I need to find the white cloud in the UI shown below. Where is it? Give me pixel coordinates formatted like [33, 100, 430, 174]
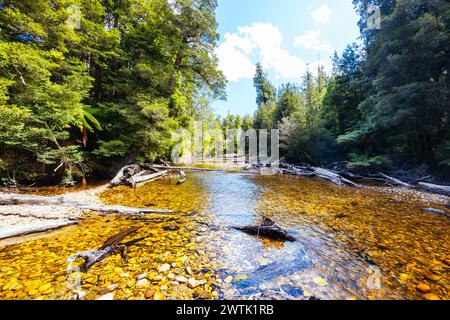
[310, 5, 332, 24]
[216, 23, 307, 81]
[215, 33, 255, 82]
[293, 30, 333, 53]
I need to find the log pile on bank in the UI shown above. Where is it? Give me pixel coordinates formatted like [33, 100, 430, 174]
[279, 163, 361, 188]
[108, 163, 195, 188]
[279, 163, 450, 197]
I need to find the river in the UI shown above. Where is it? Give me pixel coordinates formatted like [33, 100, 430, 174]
[0, 172, 448, 300]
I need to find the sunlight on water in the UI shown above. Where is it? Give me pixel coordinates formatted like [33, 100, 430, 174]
[0, 172, 448, 300]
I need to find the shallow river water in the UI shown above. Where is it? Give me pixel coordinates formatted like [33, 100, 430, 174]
[0, 172, 449, 300]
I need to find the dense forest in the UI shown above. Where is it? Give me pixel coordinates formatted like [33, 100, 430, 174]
[0, 0, 449, 186]
[252, 0, 449, 177]
[0, 0, 226, 185]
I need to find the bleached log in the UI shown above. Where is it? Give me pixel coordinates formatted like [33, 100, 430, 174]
[177, 171, 187, 185]
[0, 192, 175, 216]
[378, 173, 412, 188]
[132, 170, 169, 187]
[312, 167, 361, 188]
[418, 182, 450, 196]
[77, 204, 175, 215]
[109, 165, 141, 188]
[0, 192, 64, 206]
[151, 165, 220, 172]
[0, 220, 78, 240]
[422, 208, 449, 216]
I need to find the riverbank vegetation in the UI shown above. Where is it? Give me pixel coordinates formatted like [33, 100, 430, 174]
[0, 0, 226, 185]
[0, 0, 449, 186]
[252, 0, 449, 178]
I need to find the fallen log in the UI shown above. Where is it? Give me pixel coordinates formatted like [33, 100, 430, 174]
[76, 204, 175, 215]
[151, 165, 220, 172]
[109, 165, 142, 188]
[312, 167, 361, 188]
[0, 192, 175, 216]
[379, 173, 411, 188]
[0, 220, 78, 240]
[417, 182, 450, 196]
[67, 227, 144, 272]
[133, 170, 169, 188]
[177, 171, 187, 185]
[233, 217, 296, 242]
[422, 208, 449, 217]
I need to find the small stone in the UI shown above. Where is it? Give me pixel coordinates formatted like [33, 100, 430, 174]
[168, 273, 175, 280]
[97, 293, 114, 300]
[193, 288, 211, 300]
[145, 290, 156, 299]
[153, 292, 166, 300]
[423, 293, 440, 300]
[136, 279, 149, 288]
[224, 276, 233, 284]
[98, 284, 119, 295]
[137, 273, 147, 280]
[416, 283, 431, 293]
[175, 276, 188, 283]
[38, 283, 52, 293]
[399, 274, 410, 281]
[187, 278, 200, 288]
[160, 285, 168, 290]
[186, 266, 193, 275]
[158, 264, 171, 273]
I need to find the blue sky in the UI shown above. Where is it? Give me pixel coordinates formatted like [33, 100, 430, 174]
[211, 0, 361, 117]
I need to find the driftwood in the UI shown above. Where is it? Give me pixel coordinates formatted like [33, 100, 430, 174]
[109, 164, 169, 189]
[151, 165, 220, 172]
[109, 165, 142, 188]
[312, 167, 361, 187]
[0, 192, 175, 216]
[378, 173, 412, 188]
[108, 163, 204, 188]
[233, 217, 295, 242]
[67, 227, 144, 272]
[0, 220, 78, 240]
[280, 164, 360, 188]
[177, 171, 187, 185]
[417, 183, 450, 197]
[422, 208, 449, 217]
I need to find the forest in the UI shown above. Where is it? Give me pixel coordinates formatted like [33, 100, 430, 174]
[0, 0, 449, 186]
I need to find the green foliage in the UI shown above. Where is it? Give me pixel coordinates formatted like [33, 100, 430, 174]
[347, 0, 450, 168]
[346, 153, 392, 170]
[0, 0, 226, 184]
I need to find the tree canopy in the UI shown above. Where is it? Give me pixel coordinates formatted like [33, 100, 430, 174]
[0, 0, 226, 184]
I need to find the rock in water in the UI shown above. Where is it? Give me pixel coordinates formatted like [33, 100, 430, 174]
[233, 222, 295, 242]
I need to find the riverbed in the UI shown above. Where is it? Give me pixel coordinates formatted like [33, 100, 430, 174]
[0, 172, 448, 300]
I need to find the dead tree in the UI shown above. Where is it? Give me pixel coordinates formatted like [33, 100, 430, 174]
[67, 227, 144, 272]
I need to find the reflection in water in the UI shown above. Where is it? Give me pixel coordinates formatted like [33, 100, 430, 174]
[0, 172, 448, 300]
